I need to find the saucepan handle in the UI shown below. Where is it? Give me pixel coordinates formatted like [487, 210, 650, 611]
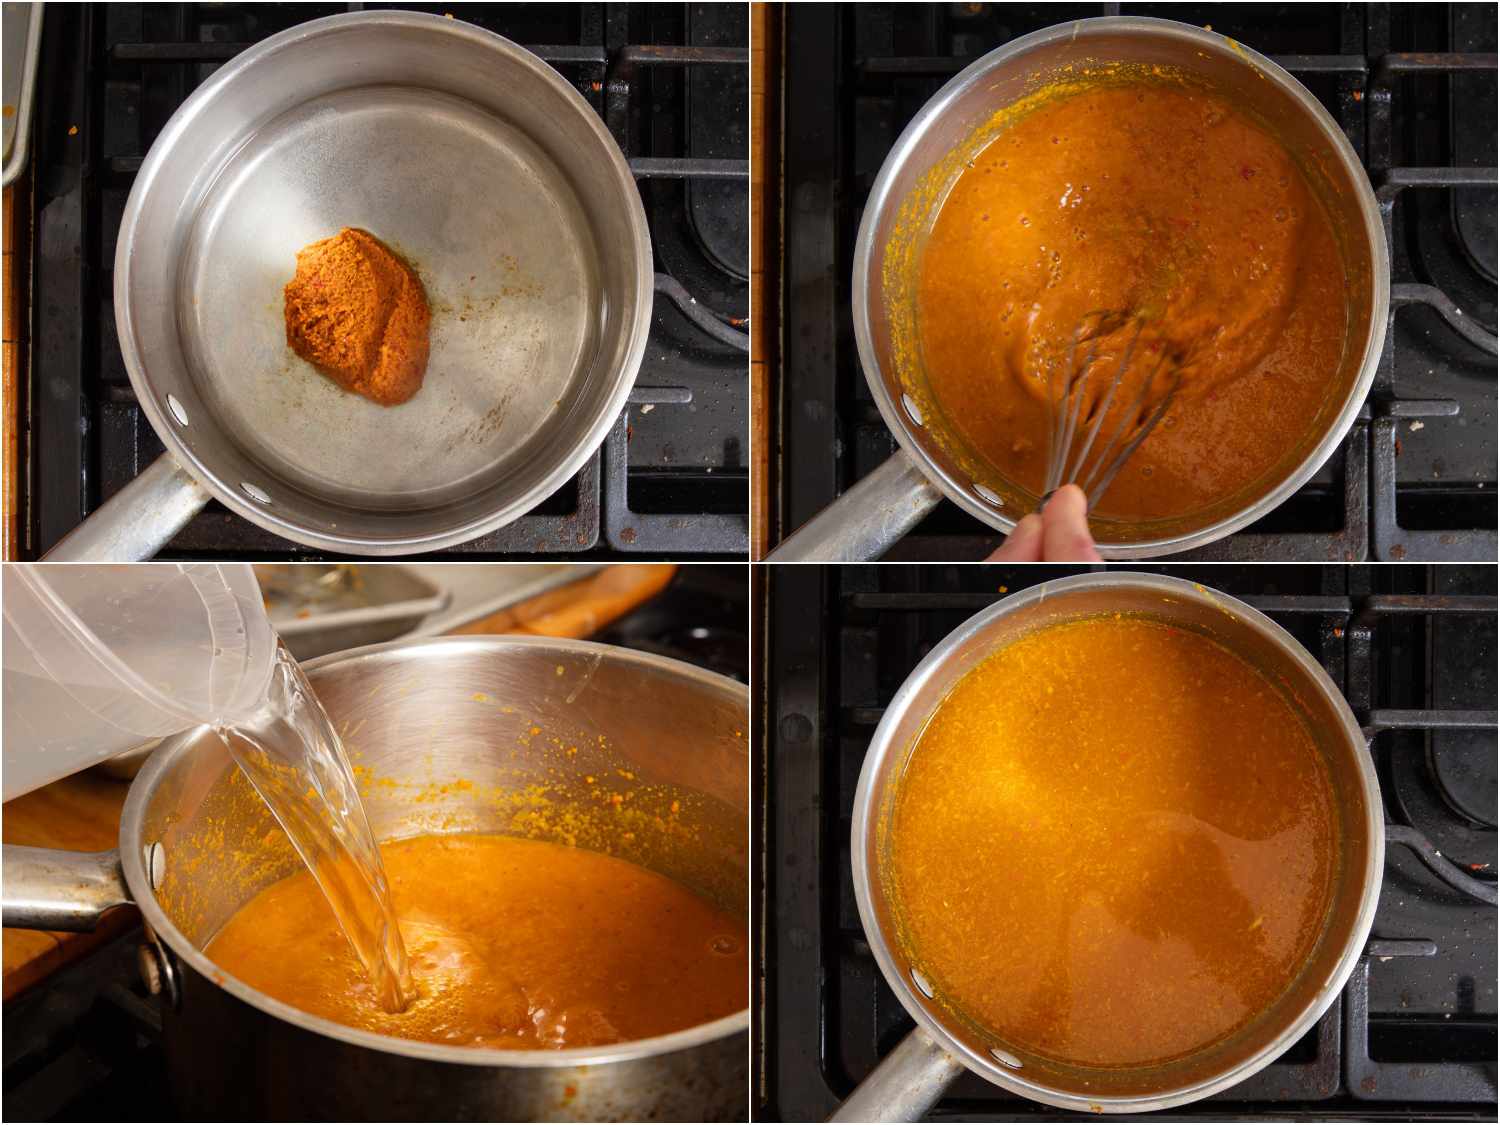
[42, 453, 212, 561]
[828, 1027, 967, 1122]
[1, 845, 133, 931]
[766, 450, 944, 562]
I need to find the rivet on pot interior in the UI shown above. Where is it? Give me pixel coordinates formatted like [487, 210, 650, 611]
[145, 841, 166, 890]
[973, 483, 1004, 507]
[990, 1046, 1024, 1069]
[910, 967, 935, 998]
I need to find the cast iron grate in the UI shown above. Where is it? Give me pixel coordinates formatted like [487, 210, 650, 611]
[20, 1, 748, 559]
[762, 563, 1497, 1120]
[776, 2, 1497, 561]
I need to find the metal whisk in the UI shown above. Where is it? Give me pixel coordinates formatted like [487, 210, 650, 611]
[1039, 311, 1183, 511]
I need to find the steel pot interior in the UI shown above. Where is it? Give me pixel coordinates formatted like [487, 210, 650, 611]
[118, 12, 653, 554]
[118, 636, 749, 1068]
[855, 17, 1387, 556]
[852, 573, 1383, 1112]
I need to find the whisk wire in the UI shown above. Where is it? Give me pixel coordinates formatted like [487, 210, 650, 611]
[1044, 312, 1108, 496]
[1063, 319, 1143, 489]
[1076, 350, 1181, 496]
[1085, 366, 1182, 501]
[1038, 311, 1181, 513]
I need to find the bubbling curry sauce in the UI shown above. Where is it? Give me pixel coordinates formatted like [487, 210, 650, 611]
[915, 78, 1348, 523]
[206, 833, 747, 1049]
[887, 615, 1338, 1068]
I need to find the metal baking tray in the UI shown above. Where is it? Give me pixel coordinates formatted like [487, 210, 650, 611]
[255, 564, 450, 661]
[256, 563, 599, 659]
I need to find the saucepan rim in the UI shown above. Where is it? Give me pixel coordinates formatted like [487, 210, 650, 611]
[118, 635, 750, 1068]
[849, 571, 1384, 1112]
[851, 14, 1390, 558]
[114, 10, 654, 555]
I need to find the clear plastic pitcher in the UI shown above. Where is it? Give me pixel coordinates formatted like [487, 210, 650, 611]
[2, 564, 277, 800]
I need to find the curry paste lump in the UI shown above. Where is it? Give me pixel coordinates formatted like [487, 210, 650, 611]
[284, 227, 431, 406]
[916, 80, 1347, 523]
[206, 833, 747, 1049]
[887, 615, 1339, 1068]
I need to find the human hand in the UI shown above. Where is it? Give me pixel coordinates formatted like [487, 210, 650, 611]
[985, 484, 1102, 561]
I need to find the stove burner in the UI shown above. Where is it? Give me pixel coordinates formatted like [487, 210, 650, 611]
[687, 7, 750, 281]
[1433, 744, 1499, 828]
[1451, 2, 1498, 285]
[1391, 746, 1499, 884]
[1, 929, 170, 1122]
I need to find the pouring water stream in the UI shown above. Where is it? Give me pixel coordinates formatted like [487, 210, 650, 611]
[215, 643, 413, 1012]
[3, 564, 412, 1010]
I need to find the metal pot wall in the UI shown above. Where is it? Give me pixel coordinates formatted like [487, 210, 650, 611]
[3, 637, 748, 1122]
[836, 574, 1384, 1119]
[770, 17, 1388, 560]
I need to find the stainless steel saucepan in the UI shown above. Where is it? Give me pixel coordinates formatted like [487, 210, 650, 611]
[46, 11, 652, 559]
[2, 637, 748, 1122]
[835, 573, 1384, 1118]
[769, 17, 1388, 560]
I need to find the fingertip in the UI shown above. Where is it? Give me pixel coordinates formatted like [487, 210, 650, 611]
[1042, 484, 1102, 561]
[987, 513, 1043, 560]
[1048, 483, 1089, 519]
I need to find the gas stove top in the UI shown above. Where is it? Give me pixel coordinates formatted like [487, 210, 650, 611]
[16, 2, 748, 560]
[771, 2, 1497, 561]
[760, 563, 1497, 1120]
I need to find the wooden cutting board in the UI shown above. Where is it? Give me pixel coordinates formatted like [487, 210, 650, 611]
[3, 179, 26, 560]
[751, 2, 777, 558]
[1, 562, 676, 999]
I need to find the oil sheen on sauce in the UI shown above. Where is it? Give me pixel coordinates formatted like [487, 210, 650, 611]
[916, 80, 1347, 523]
[206, 833, 748, 1049]
[887, 615, 1338, 1068]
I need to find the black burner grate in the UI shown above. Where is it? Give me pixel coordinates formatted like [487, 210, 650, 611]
[19, 2, 748, 559]
[775, 3, 1498, 561]
[762, 563, 1497, 1120]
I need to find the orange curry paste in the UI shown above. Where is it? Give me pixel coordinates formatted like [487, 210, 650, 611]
[887, 616, 1338, 1067]
[206, 833, 747, 1049]
[916, 80, 1347, 523]
[284, 227, 431, 406]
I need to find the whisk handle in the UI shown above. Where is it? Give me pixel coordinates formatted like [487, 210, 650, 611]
[766, 451, 943, 562]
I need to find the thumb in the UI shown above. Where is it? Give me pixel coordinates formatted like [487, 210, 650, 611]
[1042, 484, 1102, 561]
[986, 513, 1043, 560]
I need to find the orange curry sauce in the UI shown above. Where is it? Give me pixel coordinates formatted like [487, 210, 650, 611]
[206, 833, 747, 1049]
[916, 80, 1347, 523]
[887, 616, 1338, 1068]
